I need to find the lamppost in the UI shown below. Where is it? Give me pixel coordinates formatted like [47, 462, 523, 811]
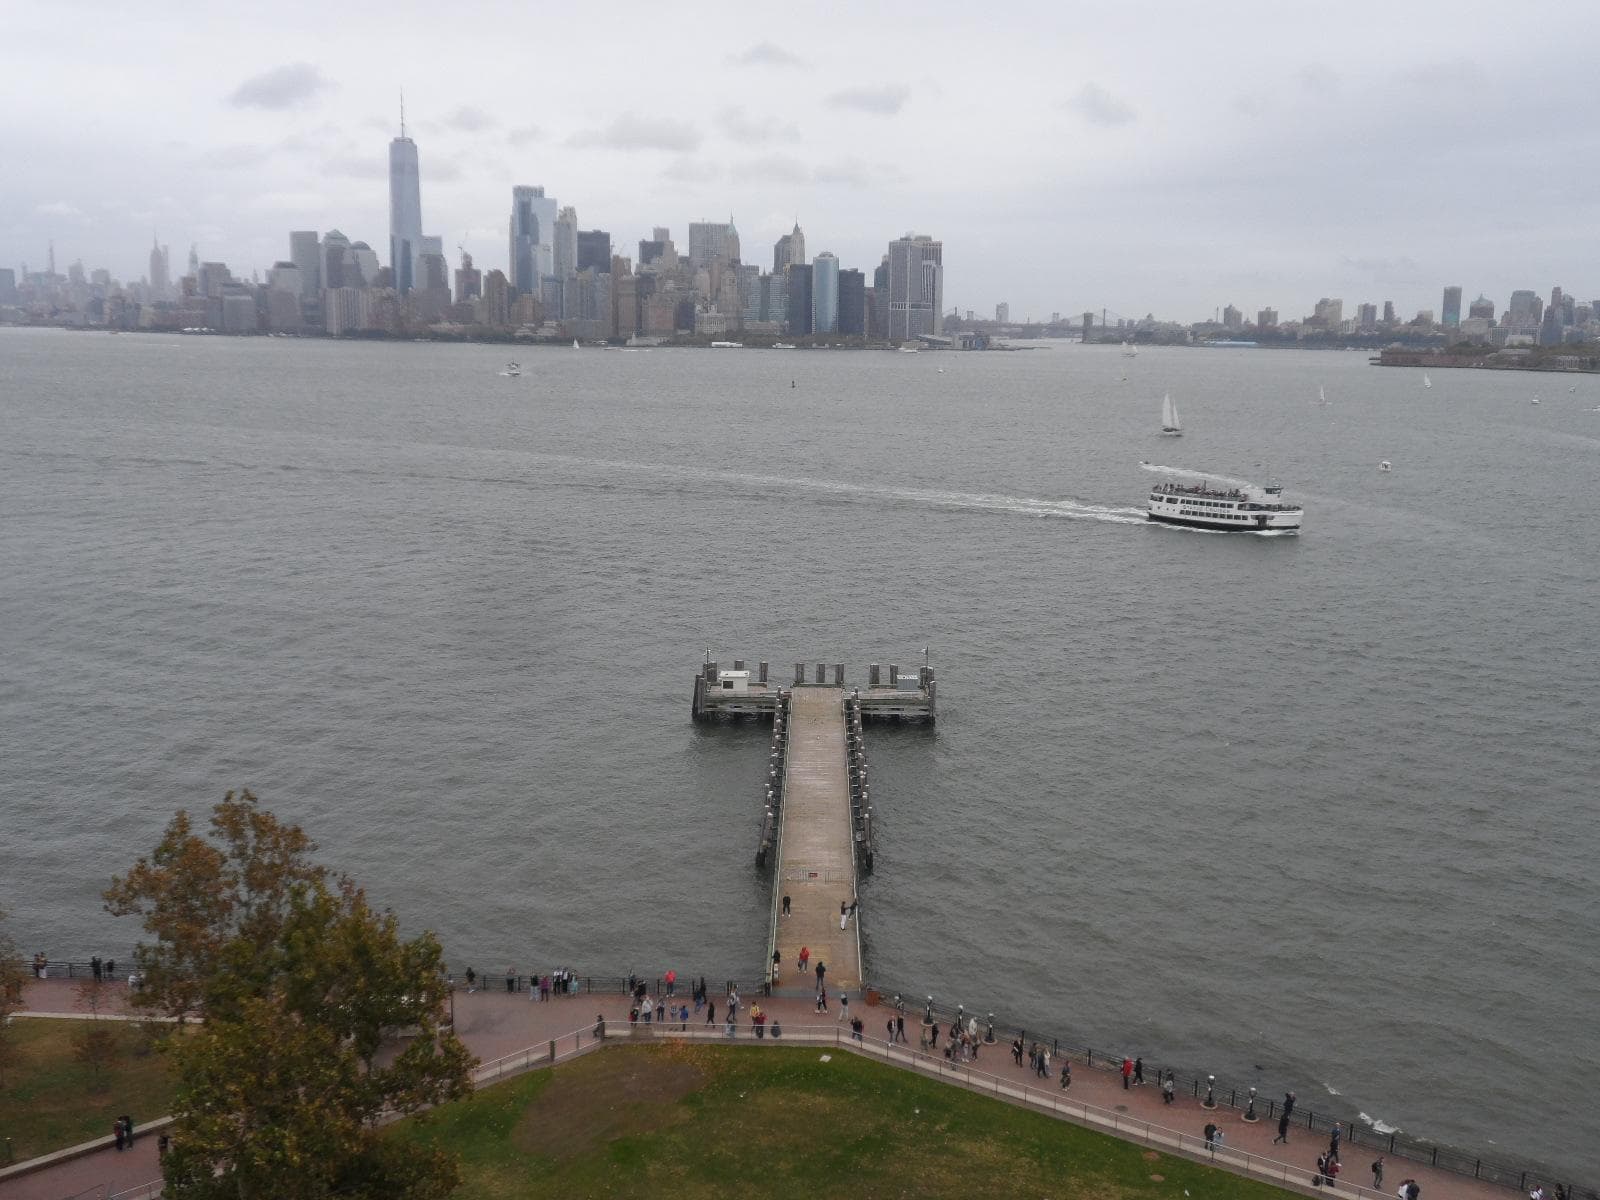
[985, 1013, 996, 1044]
[1245, 1086, 1258, 1121]
[1203, 1075, 1217, 1108]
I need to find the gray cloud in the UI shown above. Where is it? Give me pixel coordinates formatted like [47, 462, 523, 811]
[814, 159, 885, 188]
[227, 63, 333, 110]
[661, 157, 723, 184]
[729, 42, 804, 68]
[201, 144, 276, 169]
[322, 156, 388, 180]
[1298, 62, 1340, 95]
[442, 106, 497, 133]
[826, 84, 910, 115]
[35, 200, 85, 219]
[507, 124, 543, 146]
[569, 114, 702, 152]
[738, 155, 810, 185]
[719, 108, 800, 146]
[1065, 82, 1135, 126]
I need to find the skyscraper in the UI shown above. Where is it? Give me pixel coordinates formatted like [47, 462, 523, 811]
[289, 231, 320, 299]
[1442, 285, 1462, 329]
[773, 222, 805, 272]
[689, 220, 739, 270]
[146, 237, 170, 300]
[887, 233, 943, 341]
[811, 251, 840, 334]
[838, 268, 865, 336]
[510, 186, 557, 294]
[554, 207, 579, 279]
[577, 230, 612, 275]
[388, 129, 425, 293]
[786, 263, 813, 336]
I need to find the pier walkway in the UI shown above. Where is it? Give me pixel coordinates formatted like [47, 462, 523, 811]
[769, 686, 862, 997]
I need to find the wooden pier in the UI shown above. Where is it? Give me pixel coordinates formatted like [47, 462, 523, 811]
[769, 685, 862, 995]
[691, 655, 935, 1000]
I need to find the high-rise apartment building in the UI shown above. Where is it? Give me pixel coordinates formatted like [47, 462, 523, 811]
[1221, 304, 1241, 330]
[996, 302, 1010, 323]
[1257, 307, 1278, 329]
[388, 133, 425, 293]
[811, 252, 840, 334]
[1468, 294, 1494, 320]
[483, 269, 511, 326]
[1442, 286, 1462, 329]
[510, 185, 557, 294]
[289, 231, 320, 299]
[0, 268, 16, 304]
[1382, 300, 1396, 325]
[886, 233, 943, 341]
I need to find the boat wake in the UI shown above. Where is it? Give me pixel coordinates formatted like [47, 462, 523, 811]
[1358, 1111, 1401, 1136]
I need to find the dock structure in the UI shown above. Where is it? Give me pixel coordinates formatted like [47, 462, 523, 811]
[692, 654, 935, 1000]
[768, 685, 863, 996]
[691, 658, 935, 723]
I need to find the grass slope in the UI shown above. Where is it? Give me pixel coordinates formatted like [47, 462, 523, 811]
[400, 1042, 1299, 1200]
[0, 1018, 178, 1162]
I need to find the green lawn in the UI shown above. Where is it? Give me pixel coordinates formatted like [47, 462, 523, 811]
[398, 1041, 1299, 1200]
[0, 1018, 179, 1162]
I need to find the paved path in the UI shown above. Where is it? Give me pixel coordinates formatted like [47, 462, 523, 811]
[5, 981, 1521, 1200]
[770, 685, 861, 996]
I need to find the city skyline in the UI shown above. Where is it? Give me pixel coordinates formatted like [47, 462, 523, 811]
[5, 1, 1599, 320]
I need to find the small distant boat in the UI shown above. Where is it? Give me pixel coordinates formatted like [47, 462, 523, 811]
[1121, 341, 1137, 357]
[1531, 396, 1540, 405]
[898, 344, 919, 353]
[710, 341, 743, 348]
[500, 361, 521, 377]
[937, 367, 946, 374]
[1379, 460, 1392, 472]
[1423, 373, 1432, 389]
[1318, 384, 1326, 404]
[1160, 393, 1182, 436]
[772, 342, 796, 350]
[572, 338, 580, 349]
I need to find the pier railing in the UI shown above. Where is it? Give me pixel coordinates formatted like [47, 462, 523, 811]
[861, 983, 1581, 1199]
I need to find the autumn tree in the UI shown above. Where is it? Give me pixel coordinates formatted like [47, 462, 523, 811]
[105, 792, 475, 1200]
[72, 976, 121, 1088]
[104, 789, 326, 1021]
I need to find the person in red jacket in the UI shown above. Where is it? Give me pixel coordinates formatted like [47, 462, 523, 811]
[1122, 1057, 1134, 1089]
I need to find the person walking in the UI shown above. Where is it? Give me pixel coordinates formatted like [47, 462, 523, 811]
[782, 894, 791, 917]
[505, 966, 515, 993]
[157, 1132, 170, 1160]
[1283, 1091, 1296, 1119]
[886, 1016, 896, 1044]
[798, 945, 810, 977]
[1122, 1057, 1134, 1089]
[840, 901, 848, 930]
[1371, 1155, 1385, 1189]
[1060, 1059, 1072, 1089]
[1012, 1036, 1024, 1066]
[1162, 1071, 1175, 1104]
[837, 990, 849, 1023]
[113, 1118, 126, 1151]
[815, 985, 828, 1014]
[705, 999, 716, 1025]
[1273, 1110, 1290, 1144]
[1134, 1056, 1145, 1085]
[465, 967, 476, 993]
[895, 1013, 906, 1044]
[1329, 1121, 1343, 1163]
[665, 969, 676, 997]
[772, 949, 781, 979]
[121, 1115, 134, 1147]
[814, 960, 826, 989]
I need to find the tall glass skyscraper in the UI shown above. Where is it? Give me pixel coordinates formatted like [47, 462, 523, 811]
[811, 251, 840, 334]
[510, 186, 557, 296]
[887, 233, 943, 341]
[388, 136, 424, 293]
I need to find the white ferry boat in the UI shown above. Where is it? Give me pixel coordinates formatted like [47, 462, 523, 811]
[1147, 475, 1302, 532]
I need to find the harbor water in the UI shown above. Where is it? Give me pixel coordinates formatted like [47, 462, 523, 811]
[1, 328, 1596, 1182]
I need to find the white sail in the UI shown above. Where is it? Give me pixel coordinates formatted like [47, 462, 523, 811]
[1161, 393, 1181, 433]
[1318, 385, 1326, 403]
[1423, 373, 1432, 389]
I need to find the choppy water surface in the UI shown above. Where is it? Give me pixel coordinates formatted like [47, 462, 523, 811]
[2, 329, 1596, 1181]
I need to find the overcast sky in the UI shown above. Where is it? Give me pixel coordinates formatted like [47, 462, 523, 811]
[5, 0, 1598, 321]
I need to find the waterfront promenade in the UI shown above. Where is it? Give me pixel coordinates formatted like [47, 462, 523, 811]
[4, 978, 1527, 1200]
[769, 685, 862, 996]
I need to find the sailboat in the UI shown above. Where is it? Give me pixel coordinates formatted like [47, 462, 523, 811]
[1318, 384, 1326, 404]
[500, 361, 521, 377]
[1423, 373, 1432, 389]
[572, 338, 580, 349]
[1160, 393, 1182, 436]
[1121, 341, 1138, 357]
